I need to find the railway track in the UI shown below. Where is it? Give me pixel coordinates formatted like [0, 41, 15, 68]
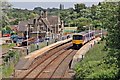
[14, 41, 77, 79]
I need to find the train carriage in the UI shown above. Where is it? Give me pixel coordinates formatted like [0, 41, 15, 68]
[72, 31, 95, 49]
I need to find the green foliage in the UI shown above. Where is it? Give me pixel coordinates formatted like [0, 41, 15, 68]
[8, 43, 15, 48]
[1, 1, 11, 27]
[33, 7, 44, 11]
[8, 50, 16, 58]
[3, 50, 16, 62]
[2, 63, 14, 78]
[75, 41, 119, 79]
[74, 3, 86, 13]
[7, 8, 38, 25]
[2, 26, 11, 34]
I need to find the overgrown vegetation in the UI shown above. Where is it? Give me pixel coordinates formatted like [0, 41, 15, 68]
[1, 1, 38, 32]
[2, 50, 20, 77]
[8, 8, 38, 25]
[74, 1, 120, 79]
[75, 41, 118, 79]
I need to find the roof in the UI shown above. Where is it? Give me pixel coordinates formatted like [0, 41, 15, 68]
[73, 30, 94, 36]
[18, 21, 28, 31]
[18, 15, 61, 32]
[41, 18, 52, 30]
[47, 16, 60, 26]
[18, 19, 34, 31]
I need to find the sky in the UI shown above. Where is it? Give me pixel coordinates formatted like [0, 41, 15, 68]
[9, 0, 105, 10]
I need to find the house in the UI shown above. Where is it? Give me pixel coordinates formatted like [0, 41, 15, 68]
[18, 10, 64, 39]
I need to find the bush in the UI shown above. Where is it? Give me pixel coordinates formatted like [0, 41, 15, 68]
[75, 40, 119, 79]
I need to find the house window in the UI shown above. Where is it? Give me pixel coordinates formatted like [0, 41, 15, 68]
[59, 25, 61, 28]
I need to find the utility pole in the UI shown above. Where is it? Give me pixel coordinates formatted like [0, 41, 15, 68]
[26, 25, 29, 55]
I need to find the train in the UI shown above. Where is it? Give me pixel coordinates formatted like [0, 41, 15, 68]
[72, 30, 95, 49]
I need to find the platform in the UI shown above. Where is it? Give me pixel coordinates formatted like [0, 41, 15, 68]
[15, 38, 72, 70]
[71, 37, 101, 69]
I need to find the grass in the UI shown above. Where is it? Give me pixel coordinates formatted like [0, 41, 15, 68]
[0, 66, 2, 79]
[64, 27, 77, 33]
[2, 51, 20, 78]
[74, 40, 117, 79]
[2, 63, 14, 78]
[78, 40, 108, 65]
[2, 43, 16, 49]
[2, 43, 16, 54]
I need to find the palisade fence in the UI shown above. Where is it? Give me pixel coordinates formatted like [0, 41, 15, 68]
[2, 38, 56, 78]
[29, 38, 55, 52]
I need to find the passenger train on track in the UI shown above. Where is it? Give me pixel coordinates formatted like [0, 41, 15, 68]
[72, 30, 95, 48]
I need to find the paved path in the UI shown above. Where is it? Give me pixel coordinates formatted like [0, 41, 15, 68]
[71, 37, 101, 69]
[0, 37, 10, 45]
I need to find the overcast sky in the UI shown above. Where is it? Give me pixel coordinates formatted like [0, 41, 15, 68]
[9, 0, 104, 10]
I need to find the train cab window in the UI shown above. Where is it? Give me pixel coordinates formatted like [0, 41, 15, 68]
[92, 33, 93, 36]
[90, 33, 92, 37]
[86, 34, 89, 37]
[73, 35, 83, 40]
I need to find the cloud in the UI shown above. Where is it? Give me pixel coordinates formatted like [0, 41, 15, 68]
[8, 0, 104, 2]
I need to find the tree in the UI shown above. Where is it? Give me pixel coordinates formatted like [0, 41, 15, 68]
[74, 3, 86, 13]
[33, 7, 44, 11]
[76, 17, 92, 32]
[60, 4, 64, 10]
[1, 1, 12, 27]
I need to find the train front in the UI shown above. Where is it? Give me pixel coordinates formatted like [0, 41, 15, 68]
[72, 34, 83, 49]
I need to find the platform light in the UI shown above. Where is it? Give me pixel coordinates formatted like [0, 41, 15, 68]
[36, 19, 39, 50]
[46, 25, 49, 46]
[26, 24, 29, 55]
[89, 26, 90, 41]
[94, 26, 95, 38]
[25, 24, 29, 55]
[101, 28, 102, 38]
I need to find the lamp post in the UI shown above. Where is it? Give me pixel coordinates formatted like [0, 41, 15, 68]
[89, 26, 91, 41]
[46, 25, 49, 46]
[69, 23, 70, 34]
[101, 28, 102, 38]
[36, 19, 39, 50]
[26, 25, 29, 55]
[55, 24, 56, 39]
[94, 26, 95, 38]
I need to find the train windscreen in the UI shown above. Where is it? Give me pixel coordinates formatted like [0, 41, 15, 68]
[73, 35, 83, 40]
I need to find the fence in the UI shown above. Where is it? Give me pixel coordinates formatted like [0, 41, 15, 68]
[1, 38, 56, 78]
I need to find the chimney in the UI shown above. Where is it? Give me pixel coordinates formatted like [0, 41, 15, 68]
[41, 10, 47, 18]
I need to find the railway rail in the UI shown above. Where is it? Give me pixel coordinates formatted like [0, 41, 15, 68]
[13, 40, 77, 79]
[11, 30, 106, 79]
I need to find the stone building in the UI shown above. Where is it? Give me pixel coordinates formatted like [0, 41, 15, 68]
[18, 10, 64, 39]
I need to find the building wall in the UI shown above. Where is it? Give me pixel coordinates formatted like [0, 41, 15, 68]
[31, 33, 46, 38]
[17, 32, 22, 37]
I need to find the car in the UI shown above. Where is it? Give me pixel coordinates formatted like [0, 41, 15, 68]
[45, 37, 50, 40]
[39, 39, 44, 42]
